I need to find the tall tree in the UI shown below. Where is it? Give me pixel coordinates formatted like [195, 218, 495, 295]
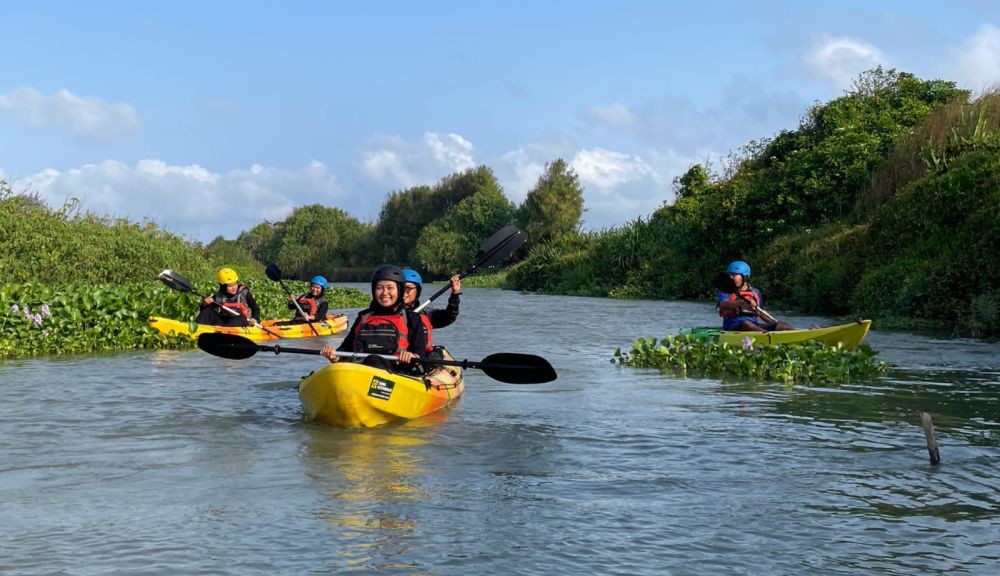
[517, 159, 584, 244]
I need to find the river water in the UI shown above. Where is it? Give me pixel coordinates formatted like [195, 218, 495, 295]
[1, 285, 998, 575]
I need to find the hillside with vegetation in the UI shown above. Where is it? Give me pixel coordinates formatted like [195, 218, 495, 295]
[506, 68, 1000, 336]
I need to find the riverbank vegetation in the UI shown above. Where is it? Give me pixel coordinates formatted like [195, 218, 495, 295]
[0, 181, 369, 358]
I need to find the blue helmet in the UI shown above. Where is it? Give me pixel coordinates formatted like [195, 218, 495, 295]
[402, 269, 422, 286]
[310, 275, 328, 289]
[726, 261, 751, 277]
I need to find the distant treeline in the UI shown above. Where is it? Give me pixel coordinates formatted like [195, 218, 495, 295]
[506, 68, 1000, 336]
[207, 160, 584, 282]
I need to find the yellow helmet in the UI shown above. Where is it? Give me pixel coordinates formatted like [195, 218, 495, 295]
[217, 267, 239, 285]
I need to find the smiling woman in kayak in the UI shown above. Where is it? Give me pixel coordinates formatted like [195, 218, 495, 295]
[716, 260, 794, 332]
[321, 265, 427, 366]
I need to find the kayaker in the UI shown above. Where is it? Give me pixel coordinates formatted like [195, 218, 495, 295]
[320, 265, 428, 367]
[716, 260, 794, 331]
[196, 267, 261, 327]
[402, 268, 461, 354]
[283, 275, 329, 324]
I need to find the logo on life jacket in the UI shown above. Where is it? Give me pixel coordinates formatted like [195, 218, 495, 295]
[353, 312, 410, 354]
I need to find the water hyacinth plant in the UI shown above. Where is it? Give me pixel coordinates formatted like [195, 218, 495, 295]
[612, 333, 889, 384]
[0, 279, 369, 359]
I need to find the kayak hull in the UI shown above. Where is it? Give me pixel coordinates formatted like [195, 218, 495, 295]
[298, 349, 464, 428]
[147, 314, 348, 342]
[719, 319, 872, 350]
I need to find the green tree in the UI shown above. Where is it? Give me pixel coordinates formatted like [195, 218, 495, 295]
[373, 166, 507, 263]
[517, 159, 584, 244]
[415, 185, 517, 275]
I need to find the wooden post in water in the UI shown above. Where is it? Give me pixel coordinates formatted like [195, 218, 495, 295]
[920, 412, 941, 465]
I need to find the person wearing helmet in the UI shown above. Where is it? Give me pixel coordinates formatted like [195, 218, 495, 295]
[321, 265, 428, 367]
[284, 275, 330, 323]
[401, 269, 462, 353]
[716, 260, 793, 331]
[195, 267, 261, 327]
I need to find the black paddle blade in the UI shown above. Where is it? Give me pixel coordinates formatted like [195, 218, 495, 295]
[474, 226, 527, 268]
[265, 263, 283, 282]
[477, 352, 557, 384]
[158, 269, 195, 294]
[197, 333, 260, 360]
[712, 271, 737, 294]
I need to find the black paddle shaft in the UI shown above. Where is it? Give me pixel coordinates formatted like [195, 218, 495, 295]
[196, 333, 557, 384]
[264, 263, 320, 336]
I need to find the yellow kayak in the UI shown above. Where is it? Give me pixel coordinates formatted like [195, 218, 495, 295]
[719, 319, 872, 350]
[298, 348, 464, 428]
[148, 314, 348, 342]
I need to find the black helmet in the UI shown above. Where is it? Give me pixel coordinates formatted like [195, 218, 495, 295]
[371, 265, 404, 284]
[369, 265, 405, 310]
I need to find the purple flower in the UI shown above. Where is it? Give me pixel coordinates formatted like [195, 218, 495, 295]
[42, 330, 50, 337]
[10, 304, 18, 313]
[41, 304, 51, 317]
[32, 313, 43, 326]
[741, 336, 754, 351]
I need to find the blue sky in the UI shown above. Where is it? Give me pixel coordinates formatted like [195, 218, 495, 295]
[2, 1, 999, 241]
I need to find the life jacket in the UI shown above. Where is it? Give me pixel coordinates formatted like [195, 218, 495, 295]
[219, 285, 251, 318]
[718, 285, 761, 319]
[418, 312, 434, 351]
[353, 311, 410, 355]
[296, 294, 327, 318]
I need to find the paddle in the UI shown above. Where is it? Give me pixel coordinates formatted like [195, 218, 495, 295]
[414, 225, 528, 313]
[157, 269, 282, 338]
[711, 271, 778, 324]
[264, 263, 320, 336]
[197, 332, 557, 384]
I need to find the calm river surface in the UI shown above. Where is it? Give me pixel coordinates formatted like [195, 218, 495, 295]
[1, 285, 998, 575]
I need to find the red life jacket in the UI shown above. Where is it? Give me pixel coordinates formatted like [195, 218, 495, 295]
[353, 311, 410, 355]
[219, 285, 251, 318]
[419, 312, 434, 351]
[719, 285, 761, 318]
[295, 294, 327, 318]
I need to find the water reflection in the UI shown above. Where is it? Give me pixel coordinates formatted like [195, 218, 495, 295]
[299, 410, 451, 571]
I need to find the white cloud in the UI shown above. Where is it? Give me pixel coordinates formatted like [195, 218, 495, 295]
[495, 137, 579, 203]
[952, 24, 1000, 90]
[19, 159, 344, 241]
[360, 131, 476, 190]
[571, 148, 653, 189]
[498, 142, 686, 229]
[804, 36, 888, 91]
[0, 87, 138, 141]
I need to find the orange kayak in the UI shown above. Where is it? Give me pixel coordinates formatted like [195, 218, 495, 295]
[147, 314, 348, 342]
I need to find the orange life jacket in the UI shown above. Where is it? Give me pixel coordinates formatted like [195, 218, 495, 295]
[295, 294, 327, 318]
[719, 285, 761, 319]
